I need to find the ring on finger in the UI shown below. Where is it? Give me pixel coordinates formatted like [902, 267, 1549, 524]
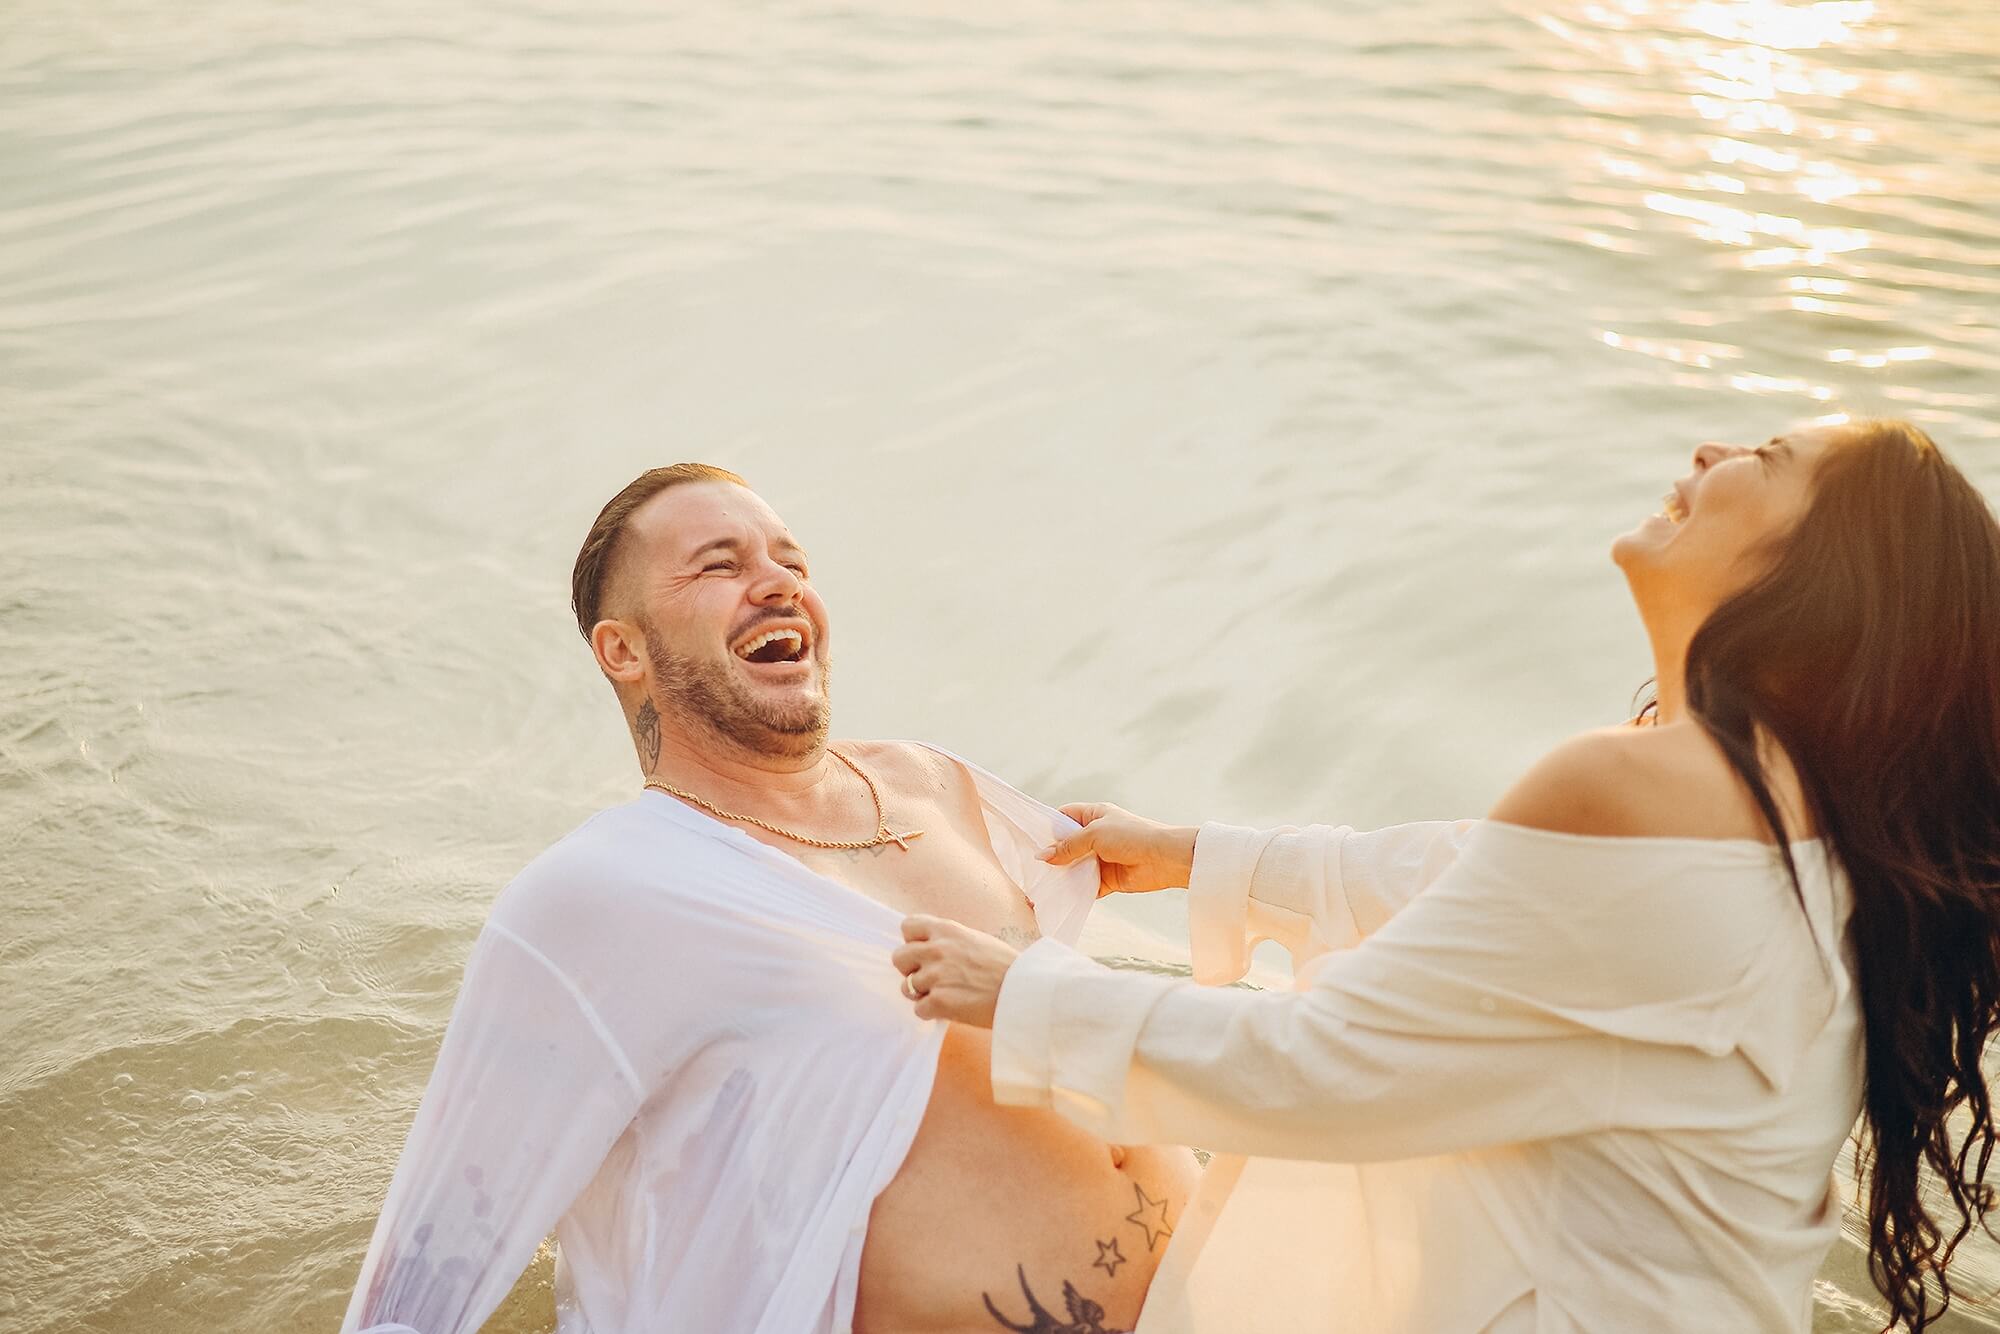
[901, 973, 923, 1001]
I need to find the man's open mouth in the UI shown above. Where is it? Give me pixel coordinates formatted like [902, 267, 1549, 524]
[733, 624, 812, 666]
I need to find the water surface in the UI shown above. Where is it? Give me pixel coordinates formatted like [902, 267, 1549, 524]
[4, 0, 1998, 1328]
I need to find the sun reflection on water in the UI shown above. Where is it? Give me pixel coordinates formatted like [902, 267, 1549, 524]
[1531, 0, 1994, 413]
[1680, 0, 1879, 49]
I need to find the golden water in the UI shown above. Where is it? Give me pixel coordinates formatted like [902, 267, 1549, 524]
[4, 0, 1998, 1328]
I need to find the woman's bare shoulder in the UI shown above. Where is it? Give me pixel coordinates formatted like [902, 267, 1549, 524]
[1487, 721, 1783, 842]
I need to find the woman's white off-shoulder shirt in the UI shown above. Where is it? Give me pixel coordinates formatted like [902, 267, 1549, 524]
[992, 819, 1863, 1333]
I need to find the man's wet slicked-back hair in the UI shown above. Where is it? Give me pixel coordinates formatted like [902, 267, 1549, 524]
[570, 463, 747, 640]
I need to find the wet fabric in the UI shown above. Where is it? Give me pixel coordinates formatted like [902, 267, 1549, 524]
[992, 818, 1862, 1333]
[341, 746, 1096, 1334]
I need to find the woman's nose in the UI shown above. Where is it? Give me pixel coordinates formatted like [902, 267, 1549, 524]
[1691, 441, 1737, 472]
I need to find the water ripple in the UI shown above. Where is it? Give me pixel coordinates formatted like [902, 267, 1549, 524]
[5, 0, 1997, 1329]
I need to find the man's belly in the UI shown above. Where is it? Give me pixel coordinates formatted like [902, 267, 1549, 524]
[854, 1024, 1202, 1334]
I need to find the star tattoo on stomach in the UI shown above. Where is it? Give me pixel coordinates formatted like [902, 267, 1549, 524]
[1124, 1182, 1173, 1252]
[1092, 1237, 1126, 1278]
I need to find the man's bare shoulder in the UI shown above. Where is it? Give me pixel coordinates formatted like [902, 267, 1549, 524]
[838, 738, 976, 805]
[1487, 721, 1774, 841]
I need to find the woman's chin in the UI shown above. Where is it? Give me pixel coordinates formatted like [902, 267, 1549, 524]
[1611, 513, 1676, 569]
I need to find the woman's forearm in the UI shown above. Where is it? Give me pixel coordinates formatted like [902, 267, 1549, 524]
[1188, 818, 1477, 982]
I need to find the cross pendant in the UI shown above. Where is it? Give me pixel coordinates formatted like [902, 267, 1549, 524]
[886, 827, 925, 852]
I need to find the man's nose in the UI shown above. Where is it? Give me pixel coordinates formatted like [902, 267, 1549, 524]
[747, 558, 805, 602]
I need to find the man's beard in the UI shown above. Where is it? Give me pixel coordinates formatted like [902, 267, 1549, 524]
[641, 617, 831, 759]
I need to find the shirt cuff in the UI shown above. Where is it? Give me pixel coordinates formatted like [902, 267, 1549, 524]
[1187, 822, 1266, 985]
[990, 936, 1075, 1108]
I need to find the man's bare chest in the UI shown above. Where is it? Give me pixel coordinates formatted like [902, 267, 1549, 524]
[793, 820, 1041, 946]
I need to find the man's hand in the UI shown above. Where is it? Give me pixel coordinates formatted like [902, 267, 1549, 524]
[1041, 803, 1198, 897]
[892, 915, 1016, 1028]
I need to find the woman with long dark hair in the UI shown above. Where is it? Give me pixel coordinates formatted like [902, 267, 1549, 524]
[894, 418, 2000, 1332]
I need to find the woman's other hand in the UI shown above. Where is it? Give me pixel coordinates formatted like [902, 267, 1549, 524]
[893, 915, 1016, 1027]
[1043, 803, 1198, 897]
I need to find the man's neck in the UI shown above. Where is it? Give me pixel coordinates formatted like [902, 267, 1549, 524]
[648, 731, 834, 799]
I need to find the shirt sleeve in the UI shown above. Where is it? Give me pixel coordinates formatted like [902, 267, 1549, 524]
[992, 833, 1624, 1163]
[1186, 819, 1477, 983]
[339, 921, 647, 1334]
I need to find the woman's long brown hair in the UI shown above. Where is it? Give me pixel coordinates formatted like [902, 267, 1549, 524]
[1641, 419, 2000, 1329]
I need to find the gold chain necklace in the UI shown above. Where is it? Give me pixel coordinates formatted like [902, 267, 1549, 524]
[643, 748, 926, 852]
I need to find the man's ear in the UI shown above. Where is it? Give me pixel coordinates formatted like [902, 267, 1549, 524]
[591, 617, 647, 687]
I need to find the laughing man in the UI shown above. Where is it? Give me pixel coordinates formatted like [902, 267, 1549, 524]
[340, 464, 1200, 1334]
